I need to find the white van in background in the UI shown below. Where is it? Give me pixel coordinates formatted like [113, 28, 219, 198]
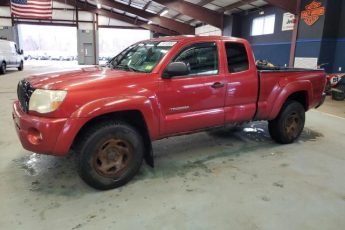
[0, 39, 24, 74]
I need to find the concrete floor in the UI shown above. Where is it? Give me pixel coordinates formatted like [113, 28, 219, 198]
[1, 63, 345, 230]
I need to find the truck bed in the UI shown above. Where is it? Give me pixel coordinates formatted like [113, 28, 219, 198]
[255, 67, 326, 120]
[257, 65, 323, 72]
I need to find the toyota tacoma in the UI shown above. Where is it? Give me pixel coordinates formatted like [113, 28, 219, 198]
[13, 36, 326, 190]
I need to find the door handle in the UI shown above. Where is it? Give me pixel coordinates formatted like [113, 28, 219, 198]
[211, 82, 225, 89]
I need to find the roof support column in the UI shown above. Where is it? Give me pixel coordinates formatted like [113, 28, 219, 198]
[289, 0, 301, 67]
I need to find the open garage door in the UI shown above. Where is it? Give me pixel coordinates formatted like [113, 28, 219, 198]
[98, 28, 150, 64]
[18, 24, 77, 66]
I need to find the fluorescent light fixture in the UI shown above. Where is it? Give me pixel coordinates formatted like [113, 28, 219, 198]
[259, 11, 264, 15]
[97, 3, 102, 9]
[160, 9, 169, 16]
[148, 20, 153, 24]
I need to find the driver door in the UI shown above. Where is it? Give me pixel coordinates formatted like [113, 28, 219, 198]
[157, 42, 226, 136]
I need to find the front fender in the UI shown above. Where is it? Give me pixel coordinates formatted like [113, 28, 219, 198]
[70, 96, 160, 139]
[268, 80, 313, 119]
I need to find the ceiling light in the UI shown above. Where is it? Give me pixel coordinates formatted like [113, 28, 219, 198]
[148, 20, 153, 24]
[259, 11, 264, 15]
[160, 10, 169, 16]
[97, 3, 102, 9]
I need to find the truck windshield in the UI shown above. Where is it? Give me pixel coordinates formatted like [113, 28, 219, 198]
[108, 41, 177, 73]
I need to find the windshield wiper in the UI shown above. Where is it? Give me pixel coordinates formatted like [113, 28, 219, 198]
[114, 64, 142, 72]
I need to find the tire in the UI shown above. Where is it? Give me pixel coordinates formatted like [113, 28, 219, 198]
[325, 81, 331, 95]
[332, 84, 345, 101]
[0, 62, 6, 75]
[268, 100, 305, 144]
[18, 61, 23, 71]
[76, 120, 144, 190]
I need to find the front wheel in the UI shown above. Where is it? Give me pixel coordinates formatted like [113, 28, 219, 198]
[268, 101, 305, 144]
[18, 61, 23, 71]
[0, 62, 6, 74]
[76, 121, 144, 190]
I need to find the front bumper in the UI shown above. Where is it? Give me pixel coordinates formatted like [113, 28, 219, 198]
[12, 101, 86, 156]
[315, 92, 327, 109]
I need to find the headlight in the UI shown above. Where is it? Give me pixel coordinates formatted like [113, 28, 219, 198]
[29, 89, 67, 113]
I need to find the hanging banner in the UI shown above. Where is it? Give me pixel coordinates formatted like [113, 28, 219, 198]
[282, 12, 296, 31]
[301, 1, 325, 26]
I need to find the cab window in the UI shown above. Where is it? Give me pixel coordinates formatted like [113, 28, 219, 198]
[173, 42, 218, 76]
[225, 42, 249, 73]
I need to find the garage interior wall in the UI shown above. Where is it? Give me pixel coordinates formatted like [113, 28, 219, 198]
[223, 0, 345, 73]
[1, 1, 151, 65]
[224, 6, 292, 67]
[2, 0, 344, 71]
[0, 6, 19, 44]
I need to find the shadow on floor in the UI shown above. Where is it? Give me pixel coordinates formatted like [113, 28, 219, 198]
[11, 121, 323, 194]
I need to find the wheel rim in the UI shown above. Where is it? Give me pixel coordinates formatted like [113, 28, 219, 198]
[285, 112, 301, 139]
[93, 138, 133, 178]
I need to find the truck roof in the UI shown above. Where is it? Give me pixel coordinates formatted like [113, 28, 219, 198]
[143, 35, 247, 43]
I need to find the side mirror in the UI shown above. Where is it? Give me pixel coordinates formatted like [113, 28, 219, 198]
[163, 62, 189, 78]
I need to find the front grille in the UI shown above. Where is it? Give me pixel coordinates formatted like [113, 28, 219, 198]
[17, 80, 35, 113]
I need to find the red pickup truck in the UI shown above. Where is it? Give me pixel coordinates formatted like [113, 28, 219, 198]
[13, 36, 326, 190]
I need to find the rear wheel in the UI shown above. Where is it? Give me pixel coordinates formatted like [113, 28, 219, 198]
[76, 121, 144, 190]
[332, 84, 345, 101]
[0, 62, 6, 74]
[268, 101, 305, 144]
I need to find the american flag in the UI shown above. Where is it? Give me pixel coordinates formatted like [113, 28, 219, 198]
[11, 0, 53, 19]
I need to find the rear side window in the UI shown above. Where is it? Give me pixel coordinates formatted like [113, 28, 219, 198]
[225, 42, 249, 73]
[173, 42, 218, 76]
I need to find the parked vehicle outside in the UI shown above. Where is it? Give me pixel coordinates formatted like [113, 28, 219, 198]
[326, 73, 345, 101]
[0, 39, 24, 74]
[99, 52, 113, 61]
[12, 36, 327, 190]
[49, 51, 76, 61]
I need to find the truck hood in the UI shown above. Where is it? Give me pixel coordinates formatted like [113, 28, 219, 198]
[26, 67, 144, 90]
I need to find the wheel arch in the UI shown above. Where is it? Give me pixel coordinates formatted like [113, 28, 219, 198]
[72, 110, 154, 167]
[285, 91, 308, 110]
[269, 81, 312, 119]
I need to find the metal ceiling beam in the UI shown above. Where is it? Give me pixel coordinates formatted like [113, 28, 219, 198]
[171, 0, 213, 22]
[218, 0, 257, 13]
[0, 0, 9, 6]
[198, 0, 214, 5]
[96, 0, 194, 34]
[265, 0, 298, 14]
[157, 7, 168, 15]
[172, 13, 181, 19]
[142, 1, 151, 10]
[55, 0, 176, 35]
[153, 0, 223, 28]
[289, 0, 302, 67]
[182, 0, 215, 25]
